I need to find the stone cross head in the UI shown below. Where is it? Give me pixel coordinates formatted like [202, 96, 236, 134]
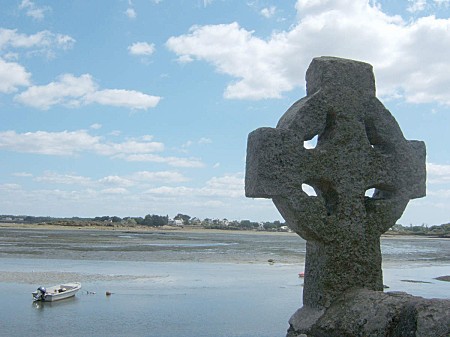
[245, 57, 426, 314]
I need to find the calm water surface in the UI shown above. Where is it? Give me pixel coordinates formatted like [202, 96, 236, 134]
[0, 228, 449, 337]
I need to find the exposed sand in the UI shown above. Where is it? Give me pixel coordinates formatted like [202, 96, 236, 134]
[0, 222, 294, 236]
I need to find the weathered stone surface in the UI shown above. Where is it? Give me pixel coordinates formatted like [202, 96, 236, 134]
[286, 289, 450, 337]
[245, 56, 427, 333]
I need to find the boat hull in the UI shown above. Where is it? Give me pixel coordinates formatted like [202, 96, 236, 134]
[32, 283, 81, 302]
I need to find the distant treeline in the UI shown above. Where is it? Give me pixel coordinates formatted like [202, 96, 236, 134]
[0, 213, 288, 231]
[390, 223, 450, 237]
[1, 214, 449, 235]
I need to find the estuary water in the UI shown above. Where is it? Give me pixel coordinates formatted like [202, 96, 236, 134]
[0, 228, 449, 337]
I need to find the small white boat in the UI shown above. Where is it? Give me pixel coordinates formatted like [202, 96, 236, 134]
[32, 282, 81, 302]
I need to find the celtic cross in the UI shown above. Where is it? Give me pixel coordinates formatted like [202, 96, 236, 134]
[245, 57, 426, 328]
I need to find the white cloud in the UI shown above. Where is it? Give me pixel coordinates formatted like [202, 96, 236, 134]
[0, 130, 100, 155]
[181, 137, 212, 149]
[145, 173, 244, 198]
[128, 42, 155, 56]
[99, 175, 134, 187]
[0, 130, 164, 156]
[94, 138, 164, 156]
[132, 171, 188, 183]
[407, 0, 427, 12]
[0, 28, 75, 52]
[166, 0, 450, 105]
[0, 129, 206, 169]
[19, 0, 51, 20]
[86, 89, 160, 109]
[14, 73, 161, 110]
[35, 172, 93, 185]
[0, 183, 21, 190]
[167, 22, 294, 99]
[176, 54, 194, 64]
[90, 123, 102, 130]
[31, 170, 187, 191]
[427, 162, 450, 183]
[109, 130, 122, 136]
[3, 52, 19, 61]
[198, 137, 212, 144]
[125, 8, 137, 19]
[260, 6, 276, 18]
[434, 0, 450, 7]
[101, 187, 129, 194]
[123, 153, 204, 168]
[0, 58, 31, 93]
[15, 73, 96, 109]
[13, 172, 33, 177]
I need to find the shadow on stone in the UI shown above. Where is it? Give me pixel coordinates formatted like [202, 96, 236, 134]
[287, 289, 450, 337]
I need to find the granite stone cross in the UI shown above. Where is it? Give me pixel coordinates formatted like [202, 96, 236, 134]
[245, 57, 426, 328]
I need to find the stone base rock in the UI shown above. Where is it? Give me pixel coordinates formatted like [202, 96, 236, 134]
[286, 289, 450, 337]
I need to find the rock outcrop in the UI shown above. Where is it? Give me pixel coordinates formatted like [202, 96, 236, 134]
[287, 289, 450, 337]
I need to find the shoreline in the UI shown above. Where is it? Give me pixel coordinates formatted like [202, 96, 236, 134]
[0, 222, 295, 236]
[0, 222, 448, 239]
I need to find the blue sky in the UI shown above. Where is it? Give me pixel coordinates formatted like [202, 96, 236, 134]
[1, 0, 449, 225]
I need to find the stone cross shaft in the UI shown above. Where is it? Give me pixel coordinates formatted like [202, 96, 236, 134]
[245, 57, 426, 311]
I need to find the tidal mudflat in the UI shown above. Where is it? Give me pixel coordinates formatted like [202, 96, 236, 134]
[0, 228, 448, 337]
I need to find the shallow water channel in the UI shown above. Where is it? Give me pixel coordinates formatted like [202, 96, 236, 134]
[0, 228, 449, 337]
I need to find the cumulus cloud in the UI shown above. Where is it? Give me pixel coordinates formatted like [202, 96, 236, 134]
[14, 73, 161, 110]
[167, 22, 293, 99]
[166, 0, 450, 105]
[128, 42, 155, 56]
[0, 58, 31, 93]
[0, 28, 75, 53]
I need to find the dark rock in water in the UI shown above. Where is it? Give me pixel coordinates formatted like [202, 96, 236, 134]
[435, 275, 450, 282]
[286, 289, 450, 337]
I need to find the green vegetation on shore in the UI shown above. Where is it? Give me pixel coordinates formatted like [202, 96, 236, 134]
[0, 213, 288, 232]
[1, 214, 449, 236]
[389, 223, 450, 237]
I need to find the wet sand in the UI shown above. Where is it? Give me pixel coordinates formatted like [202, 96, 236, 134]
[0, 222, 294, 235]
[0, 225, 449, 337]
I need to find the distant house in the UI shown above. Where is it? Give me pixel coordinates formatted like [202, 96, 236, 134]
[168, 219, 184, 226]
